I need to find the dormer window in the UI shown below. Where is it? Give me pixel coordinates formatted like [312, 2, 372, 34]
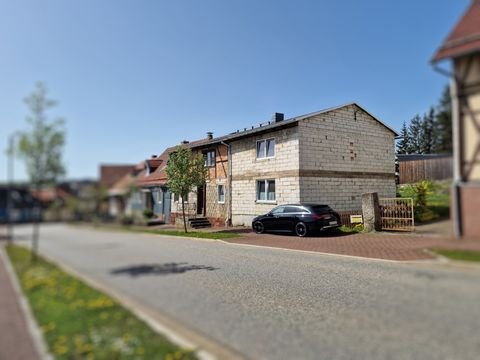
[256, 138, 275, 159]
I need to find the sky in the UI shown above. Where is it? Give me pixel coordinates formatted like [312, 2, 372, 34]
[0, 0, 470, 182]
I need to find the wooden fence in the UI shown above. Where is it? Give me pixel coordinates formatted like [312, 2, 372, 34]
[398, 155, 452, 184]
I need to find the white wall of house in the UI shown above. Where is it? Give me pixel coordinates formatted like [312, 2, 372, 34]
[230, 104, 396, 226]
[298, 104, 396, 210]
[230, 126, 300, 226]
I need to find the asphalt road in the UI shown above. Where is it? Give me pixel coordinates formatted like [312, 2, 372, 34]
[12, 224, 480, 360]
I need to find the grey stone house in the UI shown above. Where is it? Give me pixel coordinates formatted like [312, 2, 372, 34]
[199, 103, 398, 226]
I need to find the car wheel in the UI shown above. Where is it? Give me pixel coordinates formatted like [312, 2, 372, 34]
[295, 222, 308, 237]
[253, 221, 264, 234]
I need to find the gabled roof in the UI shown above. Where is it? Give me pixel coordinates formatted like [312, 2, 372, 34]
[195, 103, 398, 147]
[108, 165, 145, 196]
[135, 148, 173, 187]
[136, 137, 215, 188]
[99, 164, 135, 188]
[432, 0, 480, 62]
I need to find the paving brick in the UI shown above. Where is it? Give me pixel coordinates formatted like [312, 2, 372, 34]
[226, 231, 480, 261]
[0, 242, 41, 360]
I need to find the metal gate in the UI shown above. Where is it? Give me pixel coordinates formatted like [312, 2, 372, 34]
[379, 198, 415, 231]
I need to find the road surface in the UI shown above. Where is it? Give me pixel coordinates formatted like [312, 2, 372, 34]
[12, 224, 480, 360]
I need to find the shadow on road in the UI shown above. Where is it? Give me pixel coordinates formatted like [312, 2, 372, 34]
[110, 262, 219, 277]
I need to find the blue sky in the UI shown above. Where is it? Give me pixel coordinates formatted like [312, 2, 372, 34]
[0, 0, 469, 181]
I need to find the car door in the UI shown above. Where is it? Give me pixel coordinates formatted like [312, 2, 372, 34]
[263, 206, 285, 231]
[282, 206, 302, 232]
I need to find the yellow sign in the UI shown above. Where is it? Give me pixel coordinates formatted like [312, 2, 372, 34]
[350, 215, 363, 224]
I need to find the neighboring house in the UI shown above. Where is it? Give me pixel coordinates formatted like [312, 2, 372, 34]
[99, 164, 136, 216]
[99, 164, 135, 189]
[184, 133, 230, 227]
[135, 136, 225, 226]
[131, 103, 397, 228]
[107, 162, 145, 217]
[197, 103, 397, 226]
[432, 0, 480, 238]
[135, 151, 174, 222]
[397, 154, 452, 184]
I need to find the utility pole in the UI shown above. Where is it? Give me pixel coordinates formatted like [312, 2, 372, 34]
[7, 134, 14, 244]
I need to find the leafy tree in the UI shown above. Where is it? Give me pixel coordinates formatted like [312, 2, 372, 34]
[16, 82, 66, 259]
[434, 86, 452, 153]
[397, 121, 411, 154]
[165, 146, 206, 232]
[17, 82, 66, 185]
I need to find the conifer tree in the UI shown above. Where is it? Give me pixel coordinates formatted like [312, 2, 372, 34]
[434, 86, 452, 153]
[396, 121, 411, 154]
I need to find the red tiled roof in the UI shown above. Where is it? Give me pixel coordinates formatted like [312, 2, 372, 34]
[99, 165, 135, 188]
[136, 138, 213, 188]
[432, 0, 480, 62]
[146, 158, 163, 168]
[108, 164, 145, 195]
[136, 149, 172, 187]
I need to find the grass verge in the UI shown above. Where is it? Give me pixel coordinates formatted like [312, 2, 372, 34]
[6, 245, 196, 360]
[432, 249, 480, 263]
[141, 229, 241, 240]
[85, 223, 242, 240]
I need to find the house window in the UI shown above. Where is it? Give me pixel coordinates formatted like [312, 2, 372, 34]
[256, 138, 275, 159]
[153, 188, 162, 204]
[256, 180, 276, 202]
[205, 150, 216, 167]
[217, 184, 225, 203]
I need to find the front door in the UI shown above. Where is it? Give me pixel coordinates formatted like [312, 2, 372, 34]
[163, 190, 171, 223]
[196, 185, 205, 216]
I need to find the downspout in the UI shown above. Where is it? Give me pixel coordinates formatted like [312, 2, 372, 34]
[433, 62, 462, 238]
[220, 141, 232, 226]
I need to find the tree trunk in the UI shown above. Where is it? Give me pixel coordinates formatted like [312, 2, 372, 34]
[181, 198, 188, 233]
[31, 184, 41, 263]
[31, 220, 39, 262]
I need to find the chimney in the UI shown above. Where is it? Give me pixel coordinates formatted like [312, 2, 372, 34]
[207, 132, 213, 140]
[180, 140, 189, 145]
[151, 155, 157, 158]
[272, 112, 284, 123]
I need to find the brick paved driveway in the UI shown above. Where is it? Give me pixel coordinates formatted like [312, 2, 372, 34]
[225, 230, 480, 261]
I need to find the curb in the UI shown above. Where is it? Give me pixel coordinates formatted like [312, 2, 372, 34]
[27, 246, 244, 360]
[0, 246, 53, 360]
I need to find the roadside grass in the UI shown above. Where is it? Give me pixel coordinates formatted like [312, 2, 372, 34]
[86, 223, 242, 240]
[432, 249, 480, 263]
[338, 225, 363, 233]
[6, 245, 196, 360]
[141, 229, 241, 240]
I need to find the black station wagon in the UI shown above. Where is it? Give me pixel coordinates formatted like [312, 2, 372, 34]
[252, 204, 341, 237]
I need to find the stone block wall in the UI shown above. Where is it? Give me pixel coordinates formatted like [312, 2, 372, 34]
[231, 126, 300, 226]
[298, 104, 396, 209]
[298, 105, 395, 173]
[299, 177, 396, 211]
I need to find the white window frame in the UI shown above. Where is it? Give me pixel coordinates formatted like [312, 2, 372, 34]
[256, 138, 275, 159]
[256, 179, 276, 203]
[217, 184, 225, 204]
[204, 150, 216, 167]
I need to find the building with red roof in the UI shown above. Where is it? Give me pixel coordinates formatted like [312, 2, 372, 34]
[432, 0, 480, 239]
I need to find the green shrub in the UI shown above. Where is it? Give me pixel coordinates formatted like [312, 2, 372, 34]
[120, 215, 134, 225]
[142, 209, 154, 219]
